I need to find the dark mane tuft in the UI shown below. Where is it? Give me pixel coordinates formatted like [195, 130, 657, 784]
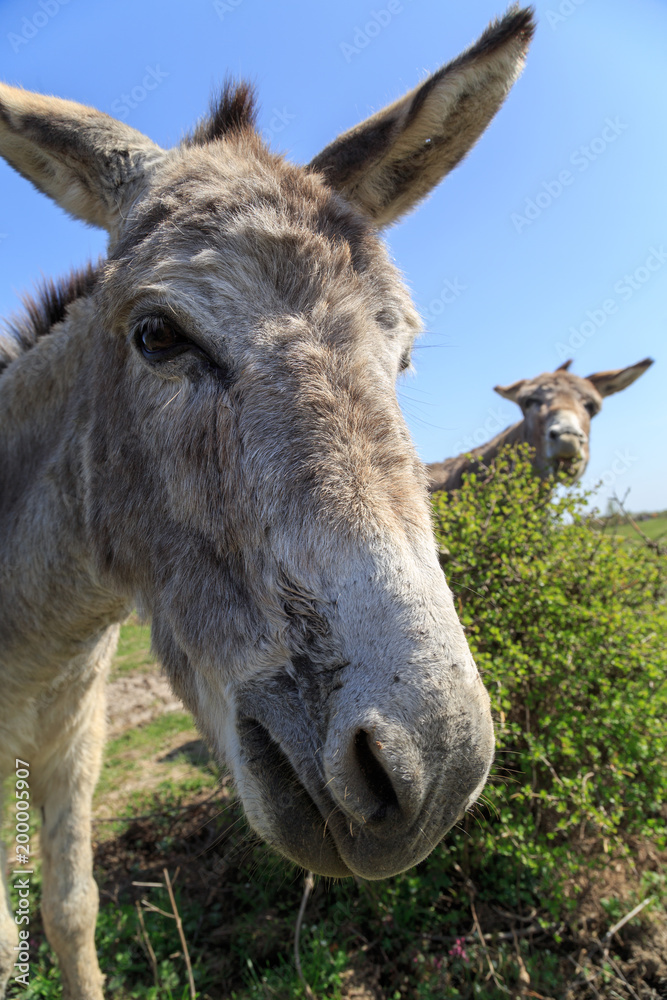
[183, 80, 258, 147]
[0, 261, 100, 376]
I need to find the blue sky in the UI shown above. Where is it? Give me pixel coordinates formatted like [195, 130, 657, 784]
[0, 0, 665, 511]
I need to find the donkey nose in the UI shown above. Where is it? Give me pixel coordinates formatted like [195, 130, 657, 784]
[549, 427, 584, 441]
[350, 728, 401, 822]
[549, 428, 584, 457]
[325, 724, 424, 829]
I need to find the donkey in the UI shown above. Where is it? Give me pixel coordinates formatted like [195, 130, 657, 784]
[427, 357, 653, 492]
[0, 8, 534, 996]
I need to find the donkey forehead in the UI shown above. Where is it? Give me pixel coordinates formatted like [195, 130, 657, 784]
[521, 374, 602, 408]
[107, 150, 420, 346]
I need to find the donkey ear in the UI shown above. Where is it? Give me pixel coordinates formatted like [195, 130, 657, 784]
[555, 359, 573, 371]
[494, 378, 526, 403]
[309, 6, 535, 227]
[0, 83, 166, 236]
[585, 357, 654, 398]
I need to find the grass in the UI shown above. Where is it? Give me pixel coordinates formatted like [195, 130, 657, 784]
[609, 512, 667, 543]
[92, 712, 223, 850]
[111, 614, 155, 678]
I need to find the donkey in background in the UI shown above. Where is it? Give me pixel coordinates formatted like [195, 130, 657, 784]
[0, 8, 534, 996]
[427, 357, 653, 492]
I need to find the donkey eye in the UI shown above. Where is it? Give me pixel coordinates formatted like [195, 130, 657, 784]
[524, 396, 541, 408]
[135, 316, 192, 360]
[584, 401, 597, 417]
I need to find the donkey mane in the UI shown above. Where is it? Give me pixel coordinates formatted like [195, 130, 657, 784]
[0, 261, 99, 377]
[182, 79, 258, 147]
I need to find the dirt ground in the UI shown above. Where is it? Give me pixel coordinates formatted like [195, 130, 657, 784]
[107, 668, 184, 737]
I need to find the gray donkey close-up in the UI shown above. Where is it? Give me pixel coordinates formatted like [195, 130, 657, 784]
[0, 7, 533, 997]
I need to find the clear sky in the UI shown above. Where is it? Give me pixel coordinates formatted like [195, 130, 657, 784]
[0, 0, 665, 511]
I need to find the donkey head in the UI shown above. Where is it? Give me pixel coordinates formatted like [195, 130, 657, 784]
[494, 358, 653, 481]
[0, 9, 533, 878]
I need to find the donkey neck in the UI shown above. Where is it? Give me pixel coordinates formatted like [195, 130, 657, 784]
[0, 304, 130, 672]
[427, 419, 526, 492]
[466, 418, 527, 464]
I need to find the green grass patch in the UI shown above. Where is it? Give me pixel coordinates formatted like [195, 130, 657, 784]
[111, 615, 155, 678]
[95, 711, 217, 811]
[607, 512, 667, 543]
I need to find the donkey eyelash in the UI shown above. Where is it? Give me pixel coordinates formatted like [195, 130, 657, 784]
[134, 315, 194, 360]
[398, 352, 412, 373]
[134, 315, 236, 388]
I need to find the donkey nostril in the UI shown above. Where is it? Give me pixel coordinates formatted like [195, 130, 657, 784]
[353, 729, 399, 820]
[549, 429, 560, 439]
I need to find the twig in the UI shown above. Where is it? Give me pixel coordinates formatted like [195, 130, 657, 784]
[566, 954, 602, 1000]
[294, 871, 317, 1000]
[471, 900, 508, 994]
[163, 867, 196, 1000]
[512, 926, 531, 995]
[610, 493, 665, 555]
[140, 899, 174, 919]
[605, 952, 641, 1000]
[425, 922, 553, 945]
[603, 896, 654, 947]
[135, 901, 159, 988]
[491, 904, 537, 925]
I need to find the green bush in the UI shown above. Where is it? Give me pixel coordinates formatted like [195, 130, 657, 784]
[431, 444, 667, 910]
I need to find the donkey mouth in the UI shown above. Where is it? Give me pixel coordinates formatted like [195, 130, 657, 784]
[552, 455, 585, 478]
[237, 715, 352, 877]
[235, 707, 485, 880]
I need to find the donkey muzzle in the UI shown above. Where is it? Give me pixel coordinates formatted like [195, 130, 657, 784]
[234, 666, 494, 879]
